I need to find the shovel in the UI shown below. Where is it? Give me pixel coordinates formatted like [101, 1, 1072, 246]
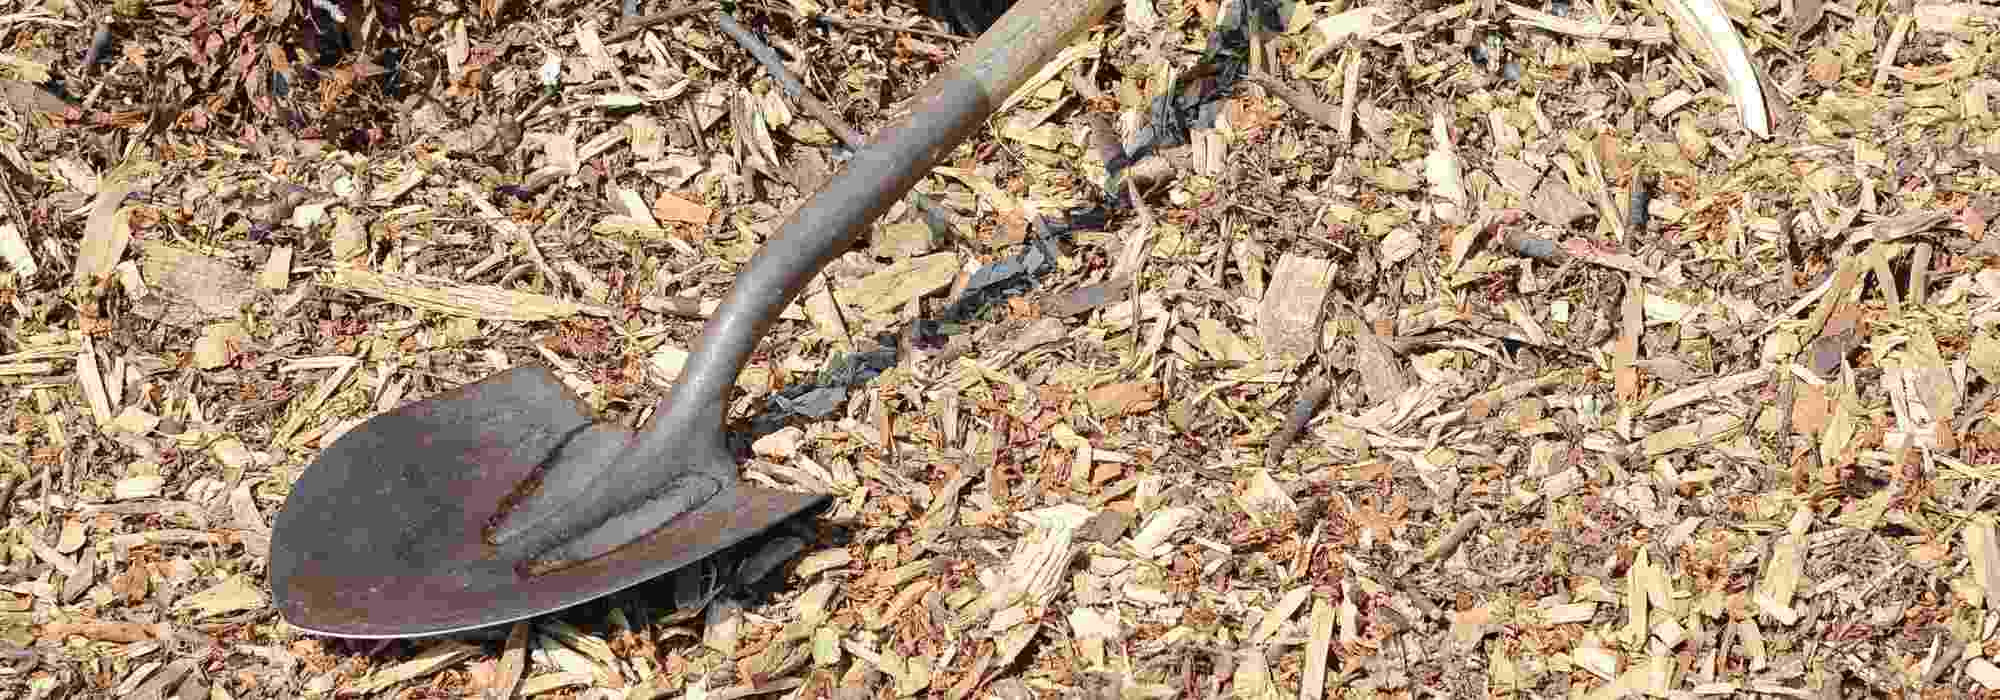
[269, 0, 1119, 639]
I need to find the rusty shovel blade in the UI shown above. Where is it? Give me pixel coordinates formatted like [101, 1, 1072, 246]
[268, 0, 1119, 639]
[267, 364, 831, 638]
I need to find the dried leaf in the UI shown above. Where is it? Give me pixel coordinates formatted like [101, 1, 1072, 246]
[852, 253, 959, 319]
[177, 574, 266, 619]
[1085, 382, 1158, 417]
[42, 620, 153, 643]
[653, 191, 712, 225]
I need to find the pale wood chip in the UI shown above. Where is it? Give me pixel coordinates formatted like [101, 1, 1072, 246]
[1256, 254, 1333, 372]
[1644, 368, 1771, 417]
[132, 242, 257, 327]
[519, 671, 594, 697]
[322, 267, 613, 321]
[1250, 586, 1311, 644]
[74, 178, 138, 286]
[1968, 657, 2000, 690]
[349, 641, 482, 695]
[0, 222, 35, 278]
[1505, 2, 1670, 42]
[851, 252, 959, 320]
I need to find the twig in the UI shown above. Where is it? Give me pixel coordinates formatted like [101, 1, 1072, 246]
[682, 100, 707, 152]
[1264, 378, 1331, 471]
[1871, 14, 1911, 95]
[1627, 165, 1652, 236]
[606, 5, 707, 44]
[715, 12, 865, 148]
[717, 8, 965, 251]
[1338, 48, 1361, 143]
[459, 185, 560, 289]
[38, 454, 51, 537]
[1919, 634, 1961, 685]
[1774, 369, 1795, 468]
[1957, 380, 2000, 437]
[1124, 177, 1152, 358]
[1909, 241, 1931, 307]
[0, 476, 16, 523]
[1426, 509, 1485, 563]
[509, 91, 559, 132]
[1245, 70, 1342, 130]
[0, 151, 31, 251]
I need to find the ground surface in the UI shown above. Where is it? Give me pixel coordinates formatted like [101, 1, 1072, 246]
[3, 0, 2000, 697]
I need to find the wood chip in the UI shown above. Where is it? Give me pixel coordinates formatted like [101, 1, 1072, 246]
[132, 242, 257, 327]
[0, 222, 34, 278]
[1494, 157, 1593, 226]
[1231, 647, 1282, 700]
[1256, 254, 1333, 372]
[322, 267, 614, 321]
[193, 321, 249, 370]
[479, 622, 529, 699]
[1968, 517, 2000, 611]
[1299, 596, 1336, 699]
[1968, 657, 2000, 690]
[259, 245, 292, 290]
[74, 179, 138, 286]
[517, 672, 592, 696]
[348, 641, 481, 695]
[1129, 506, 1201, 559]
[114, 475, 165, 500]
[1644, 368, 1771, 417]
[1250, 586, 1311, 644]
[985, 504, 1092, 624]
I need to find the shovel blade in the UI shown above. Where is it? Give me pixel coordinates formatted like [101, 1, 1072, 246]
[268, 365, 828, 639]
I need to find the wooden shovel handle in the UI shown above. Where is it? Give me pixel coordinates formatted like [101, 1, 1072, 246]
[645, 0, 1118, 439]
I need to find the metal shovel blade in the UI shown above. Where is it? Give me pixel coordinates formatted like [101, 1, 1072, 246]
[268, 365, 830, 638]
[268, 0, 1117, 639]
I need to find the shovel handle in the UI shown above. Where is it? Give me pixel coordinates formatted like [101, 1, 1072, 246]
[646, 0, 1118, 438]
